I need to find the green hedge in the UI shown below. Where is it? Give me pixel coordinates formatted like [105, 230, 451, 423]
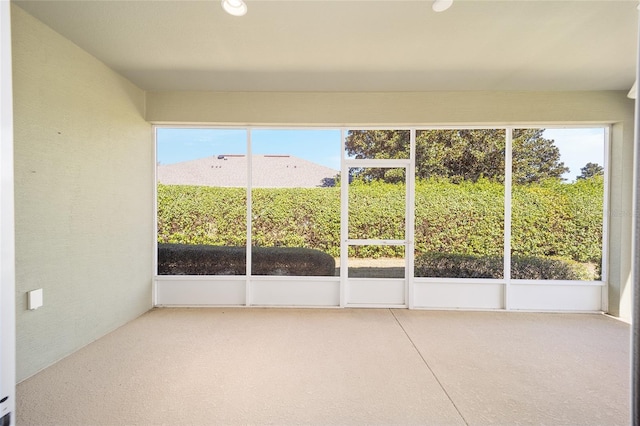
[157, 176, 603, 265]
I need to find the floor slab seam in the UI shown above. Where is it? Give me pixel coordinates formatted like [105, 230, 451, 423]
[388, 309, 470, 426]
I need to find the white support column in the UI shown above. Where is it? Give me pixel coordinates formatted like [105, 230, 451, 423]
[0, 0, 16, 423]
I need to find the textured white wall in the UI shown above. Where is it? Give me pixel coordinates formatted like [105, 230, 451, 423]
[12, 5, 153, 382]
[147, 90, 635, 320]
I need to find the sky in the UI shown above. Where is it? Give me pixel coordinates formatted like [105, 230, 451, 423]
[157, 128, 342, 170]
[543, 128, 605, 182]
[157, 127, 605, 181]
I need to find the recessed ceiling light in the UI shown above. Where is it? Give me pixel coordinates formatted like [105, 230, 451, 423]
[222, 0, 247, 17]
[432, 0, 453, 12]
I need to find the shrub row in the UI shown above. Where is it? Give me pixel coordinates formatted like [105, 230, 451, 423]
[157, 176, 603, 264]
[414, 252, 596, 280]
[158, 243, 336, 276]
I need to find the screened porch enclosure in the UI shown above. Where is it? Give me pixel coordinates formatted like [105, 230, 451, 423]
[155, 126, 607, 311]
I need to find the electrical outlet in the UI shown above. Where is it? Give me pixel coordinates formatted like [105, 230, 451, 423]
[27, 289, 43, 310]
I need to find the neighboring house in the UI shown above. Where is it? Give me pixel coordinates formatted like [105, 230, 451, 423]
[157, 154, 339, 188]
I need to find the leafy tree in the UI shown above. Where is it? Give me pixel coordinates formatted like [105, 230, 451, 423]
[416, 129, 506, 183]
[512, 129, 569, 184]
[345, 130, 409, 183]
[345, 130, 410, 161]
[577, 162, 604, 180]
[345, 129, 568, 184]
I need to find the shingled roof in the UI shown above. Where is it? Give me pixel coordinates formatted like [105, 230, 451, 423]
[157, 155, 339, 188]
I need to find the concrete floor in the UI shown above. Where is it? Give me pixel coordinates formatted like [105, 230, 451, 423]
[17, 308, 630, 425]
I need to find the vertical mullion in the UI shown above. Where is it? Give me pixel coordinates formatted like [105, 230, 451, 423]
[152, 126, 159, 306]
[407, 128, 416, 309]
[601, 125, 611, 310]
[504, 128, 513, 310]
[340, 128, 348, 307]
[246, 129, 252, 306]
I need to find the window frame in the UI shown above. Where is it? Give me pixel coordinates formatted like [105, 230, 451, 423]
[153, 124, 610, 311]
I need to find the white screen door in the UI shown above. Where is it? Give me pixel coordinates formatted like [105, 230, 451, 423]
[341, 159, 412, 307]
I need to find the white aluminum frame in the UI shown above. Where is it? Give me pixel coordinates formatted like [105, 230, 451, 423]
[344, 147, 412, 307]
[246, 129, 252, 305]
[504, 128, 513, 309]
[152, 124, 610, 313]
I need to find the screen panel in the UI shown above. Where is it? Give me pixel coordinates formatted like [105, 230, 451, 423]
[156, 128, 248, 275]
[511, 128, 605, 281]
[413, 129, 505, 279]
[250, 129, 341, 277]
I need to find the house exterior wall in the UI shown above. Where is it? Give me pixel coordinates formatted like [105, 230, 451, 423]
[146, 90, 635, 320]
[11, 5, 153, 382]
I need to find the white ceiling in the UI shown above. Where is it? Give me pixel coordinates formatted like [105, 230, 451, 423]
[13, 0, 639, 92]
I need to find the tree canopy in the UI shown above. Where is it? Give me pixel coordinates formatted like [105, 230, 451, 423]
[577, 162, 604, 180]
[345, 129, 569, 184]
